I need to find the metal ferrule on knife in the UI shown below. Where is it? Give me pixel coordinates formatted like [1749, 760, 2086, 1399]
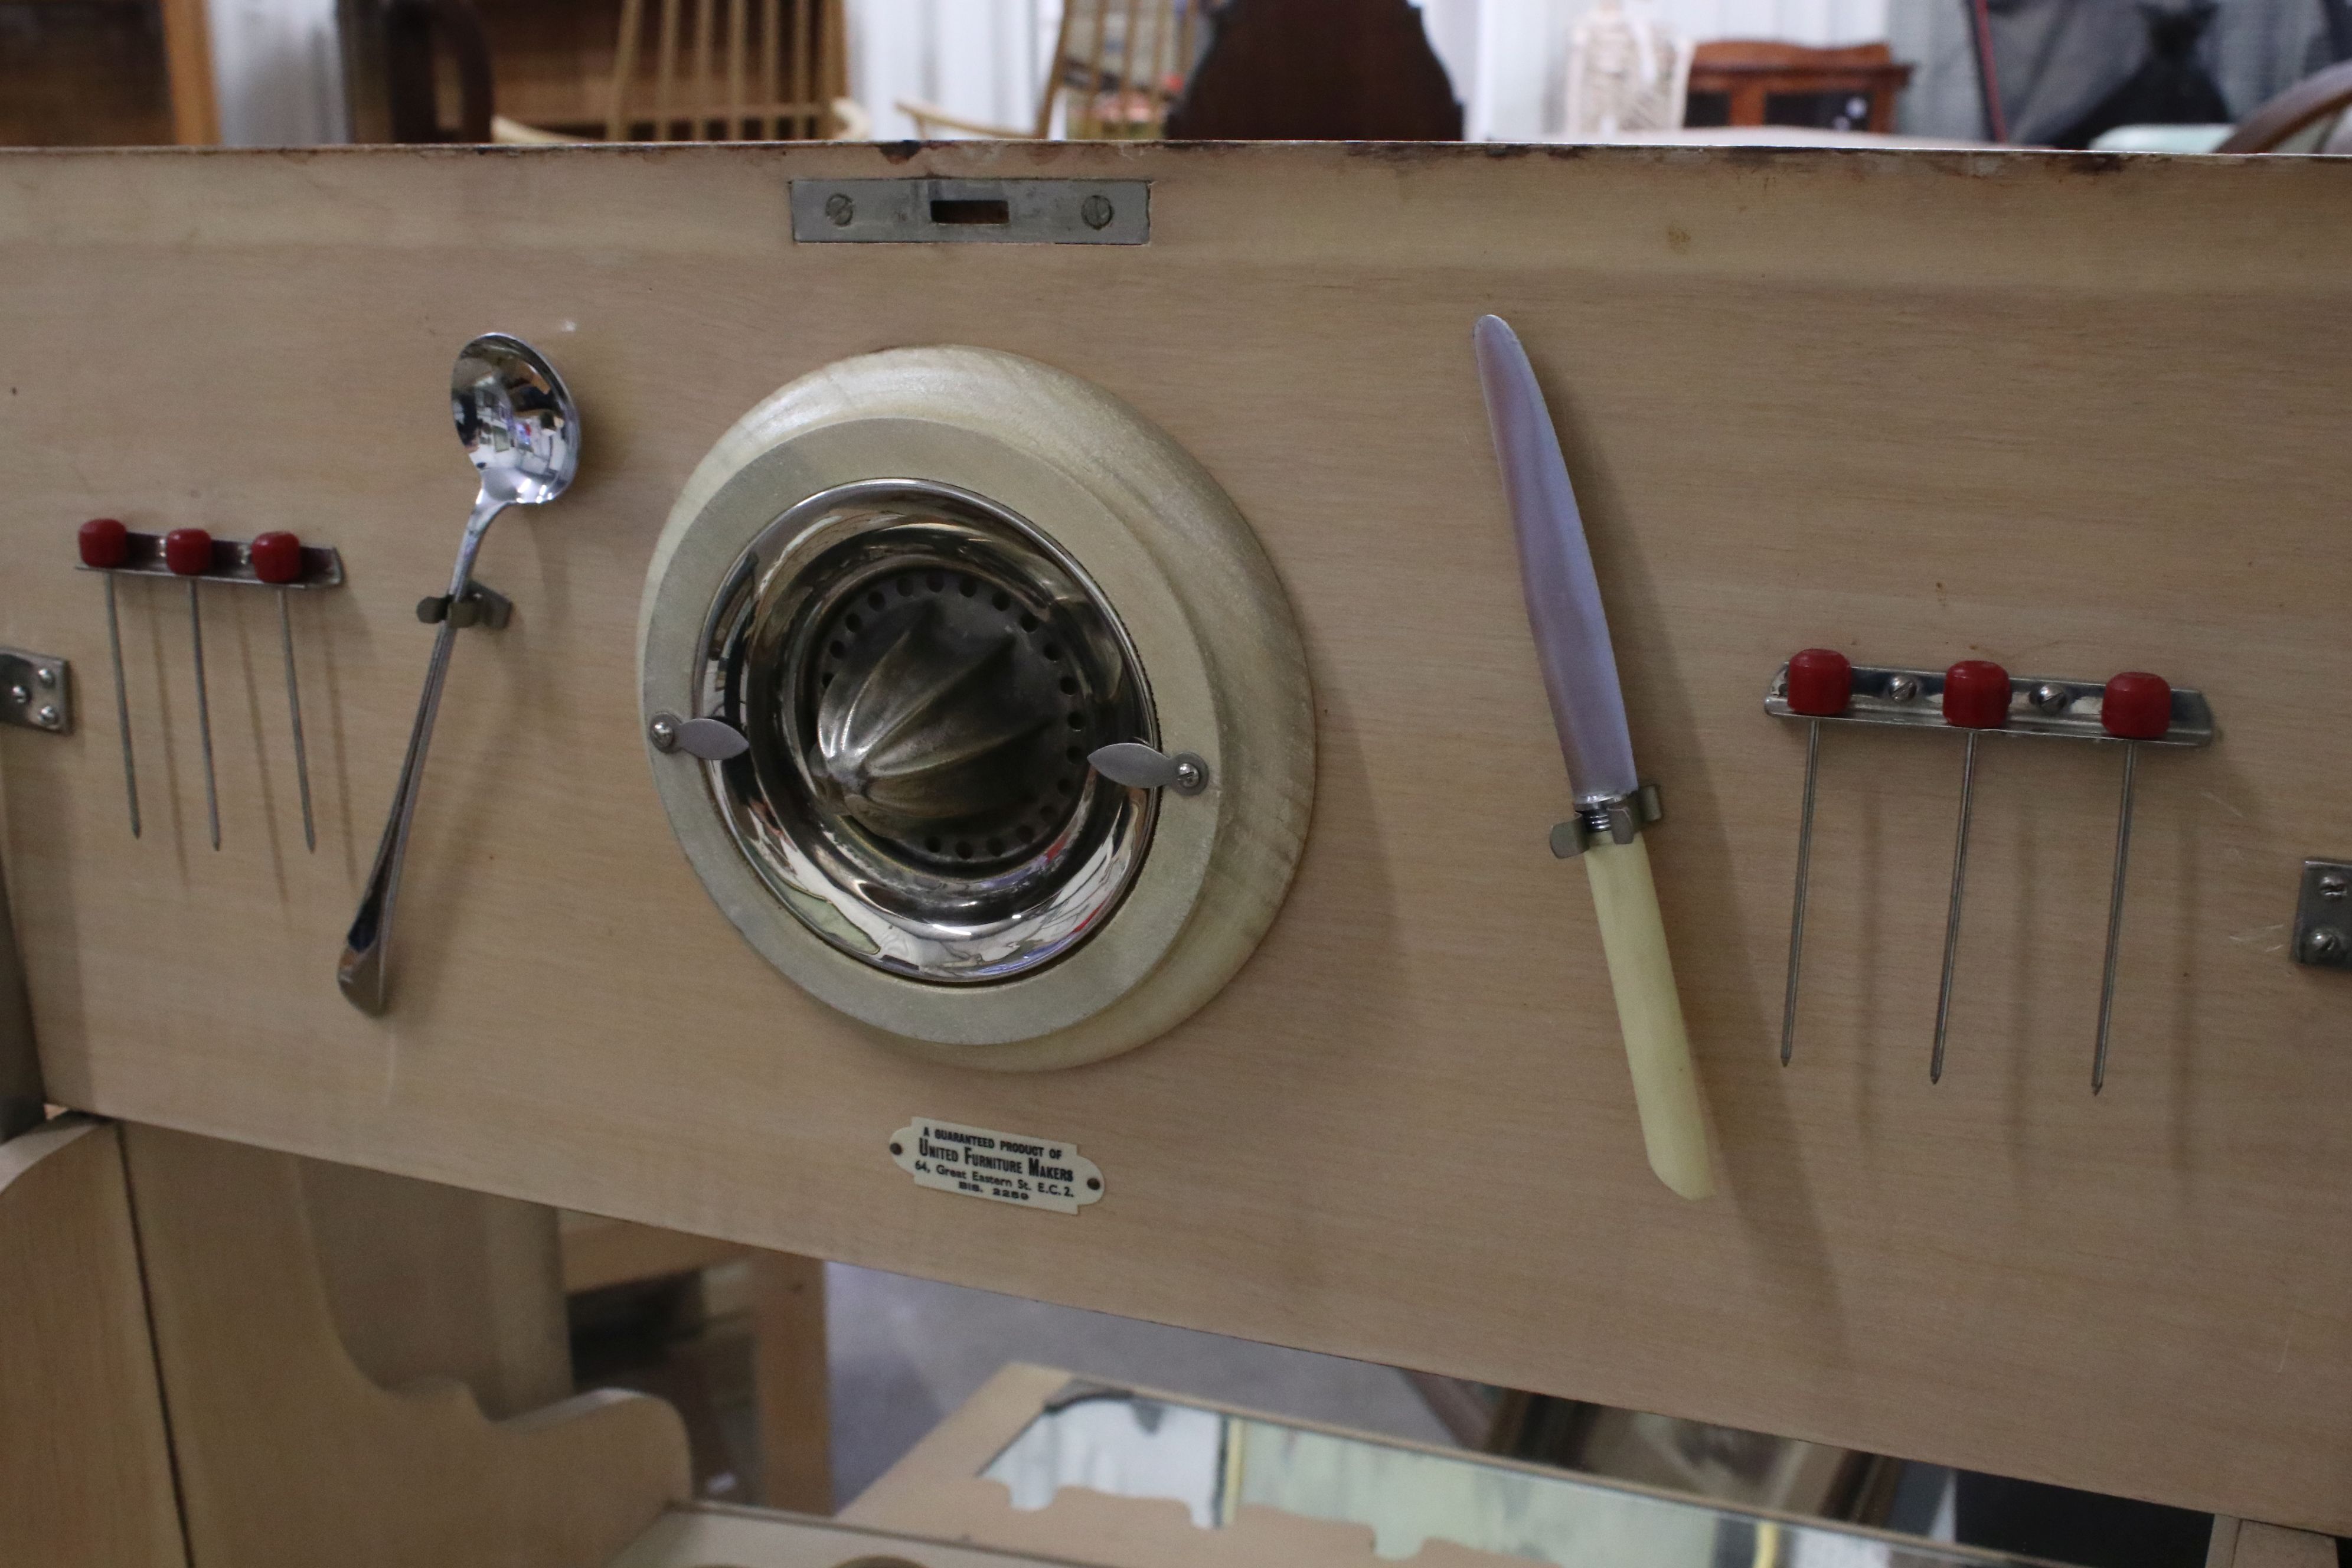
[1549, 783, 1665, 860]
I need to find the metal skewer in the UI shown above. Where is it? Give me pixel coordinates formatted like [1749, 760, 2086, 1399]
[2091, 671, 2172, 1094]
[251, 532, 315, 852]
[77, 518, 139, 837]
[1779, 648, 1851, 1066]
[1932, 659, 2010, 1083]
[164, 528, 220, 851]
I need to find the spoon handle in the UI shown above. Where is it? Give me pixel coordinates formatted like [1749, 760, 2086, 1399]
[338, 618, 461, 1014]
[338, 496, 502, 1015]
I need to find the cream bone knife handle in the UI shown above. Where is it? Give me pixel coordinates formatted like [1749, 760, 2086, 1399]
[1580, 835, 1713, 1200]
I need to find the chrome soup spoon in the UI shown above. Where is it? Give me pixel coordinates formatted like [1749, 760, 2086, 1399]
[338, 334, 580, 1015]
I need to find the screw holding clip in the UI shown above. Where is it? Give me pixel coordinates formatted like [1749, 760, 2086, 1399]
[1932, 659, 2011, 1083]
[2090, 672, 2171, 1093]
[1779, 648, 1851, 1066]
[251, 531, 315, 852]
[164, 527, 221, 851]
[77, 518, 140, 837]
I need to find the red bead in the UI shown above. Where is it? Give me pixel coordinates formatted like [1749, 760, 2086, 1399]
[1785, 648, 1853, 718]
[1942, 660, 2011, 729]
[2102, 671, 2172, 741]
[162, 528, 214, 577]
[78, 517, 129, 569]
[250, 531, 304, 585]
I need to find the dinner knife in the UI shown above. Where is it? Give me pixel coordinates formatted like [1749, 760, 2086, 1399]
[1474, 314, 1713, 1201]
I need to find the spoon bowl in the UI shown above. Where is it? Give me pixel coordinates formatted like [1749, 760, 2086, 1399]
[452, 334, 580, 510]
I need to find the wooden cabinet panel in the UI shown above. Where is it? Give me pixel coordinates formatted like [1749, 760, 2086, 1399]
[0, 141, 2348, 1535]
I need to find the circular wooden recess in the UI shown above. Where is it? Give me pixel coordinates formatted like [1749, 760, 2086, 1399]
[640, 347, 1314, 1070]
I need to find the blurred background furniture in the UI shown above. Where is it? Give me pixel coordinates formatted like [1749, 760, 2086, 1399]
[2217, 54, 2352, 151]
[1559, 0, 1688, 137]
[0, 0, 216, 145]
[2089, 53, 2352, 153]
[900, 0, 1200, 139]
[1683, 39, 1911, 133]
[1161, 0, 1462, 139]
[601, 0, 850, 140]
[342, 0, 854, 142]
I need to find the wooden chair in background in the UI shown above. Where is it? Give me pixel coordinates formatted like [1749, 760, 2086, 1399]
[899, 0, 1202, 139]
[0, 0, 216, 145]
[1683, 40, 1912, 135]
[356, 0, 861, 144]
[2216, 56, 2352, 152]
[606, 0, 852, 141]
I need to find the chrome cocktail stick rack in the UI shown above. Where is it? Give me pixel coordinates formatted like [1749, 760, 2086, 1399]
[1766, 656, 2216, 1092]
[76, 527, 344, 590]
[77, 522, 345, 848]
[1764, 662, 2214, 745]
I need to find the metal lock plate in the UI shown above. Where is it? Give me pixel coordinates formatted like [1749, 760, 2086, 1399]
[2292, 858, 2352, 969]
[0, 649, 69, 735]
[790, 179, 1149, 244]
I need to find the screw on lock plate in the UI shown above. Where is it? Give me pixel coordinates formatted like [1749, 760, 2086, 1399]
[2292, 859, 2352, 971]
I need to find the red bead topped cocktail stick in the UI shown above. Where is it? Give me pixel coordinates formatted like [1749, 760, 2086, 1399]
[251, 532, 315, 852]
[2091, 672, 2171, 1094]
[1779, 648, 1852, 1066]
[1932, 659, 2011, 1083]
[77, 518, 139, 838]
[164, 527, 220, 851]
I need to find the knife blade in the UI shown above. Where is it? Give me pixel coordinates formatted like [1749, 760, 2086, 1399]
[1475, 313, 1713, 1201]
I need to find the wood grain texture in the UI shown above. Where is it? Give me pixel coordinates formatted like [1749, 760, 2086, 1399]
[303, 1154, 574, 1418]
[752, 1250, 833, 1513]
[122, 1123, 691, 1568]
[0, 1118, 185, 1568]
[562, 1211, 754, 1293]
[2, 142, 2350, 1532]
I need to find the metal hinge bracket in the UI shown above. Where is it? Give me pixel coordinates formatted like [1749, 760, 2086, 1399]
[0, 649, 70, 736]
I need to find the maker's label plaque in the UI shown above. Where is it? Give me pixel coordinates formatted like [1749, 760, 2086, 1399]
[890, 1118, 1103, 1214]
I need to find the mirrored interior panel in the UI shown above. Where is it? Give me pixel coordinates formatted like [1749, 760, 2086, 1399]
[984, 1383, 2057, 1568]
